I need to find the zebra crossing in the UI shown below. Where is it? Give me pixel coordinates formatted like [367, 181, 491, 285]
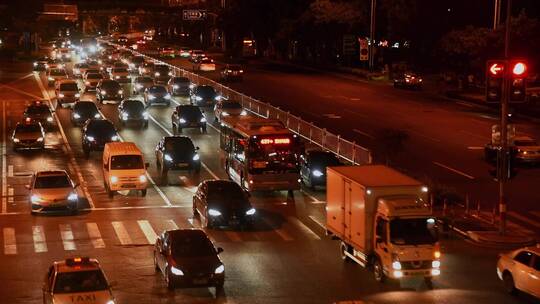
[1, 216, 322, 255]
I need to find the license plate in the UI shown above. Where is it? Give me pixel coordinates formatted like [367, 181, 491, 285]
[193, 278, 208, 285]
[190, 123, 199, 127]
[176, 163, 189, 168]
[121, 184, 136, 189]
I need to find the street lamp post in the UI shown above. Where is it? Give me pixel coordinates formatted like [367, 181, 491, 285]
[369, 0, 376, 71]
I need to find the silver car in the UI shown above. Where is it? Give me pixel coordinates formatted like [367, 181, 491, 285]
[28, 170, 79, 214]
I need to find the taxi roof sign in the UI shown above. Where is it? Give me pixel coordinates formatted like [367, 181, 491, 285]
[66, 257, 91, 266]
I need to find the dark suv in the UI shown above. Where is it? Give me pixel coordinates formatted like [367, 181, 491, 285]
[171, 105, 207, 133]
[96, 80, 123, 104]
[71, 101, 101, 126]
[118, 99, 148, 128]
[190, 85, 221, 106]
[168, 77, 191, 96]
[81, 119, 119, 158]
[155, 136, 201, 183]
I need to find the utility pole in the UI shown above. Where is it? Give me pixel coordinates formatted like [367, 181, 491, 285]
[369, 0, 376, 71]
[499, 0, 512, 235]
[493, 0, 502, 29]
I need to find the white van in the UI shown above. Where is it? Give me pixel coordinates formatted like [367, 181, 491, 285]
[102, 142, 149, 197]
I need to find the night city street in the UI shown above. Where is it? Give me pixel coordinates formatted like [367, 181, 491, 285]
[0, 1, 539, 303]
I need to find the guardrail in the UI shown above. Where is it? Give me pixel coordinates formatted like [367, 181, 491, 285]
[102, 40, 372, 165]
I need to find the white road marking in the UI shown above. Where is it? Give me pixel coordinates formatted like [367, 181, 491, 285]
[112, 221, 133, 245]
[456, 101, 476, 108]
[288, 217, 321, 240]
[137, 220, 158, 244]
[34, 74, 95, 208]
[301, 190, 324, 204]
[3, 227, 17, 255]
[7, 188, 13, 203]
[261, 217, 293, 241]
[467, 146, 484, 150]
[86, 222, 105, 249]
[59, 224, 76, 251]
[32, 226, 48, 253]
[7, 165, 12, 177]
[352, 128, 375, 139]
[2, 101, 6, 213]
[166, 219, 179, 230]
[432, 161, 475, 180]
[322, 113, 341, 119]
[508, 211, 540, 229]
[224, 231, 242, 242]
[308, 215, 327, 231]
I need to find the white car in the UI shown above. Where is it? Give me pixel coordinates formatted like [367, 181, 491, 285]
[109, 67, 130, 83]
[195, 58, 216, 72]
[28, 170, 79, 214]
[497, 244, 540, 298]
[214, 100, 246, 122]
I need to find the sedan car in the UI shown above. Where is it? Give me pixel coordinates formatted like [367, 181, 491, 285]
[300, 150, 341, 189]
[47, 68, 68, 87]
[145, 85, 172, 106]
[72, 62, 89, 77]
[84, 73, 104, 92]
[154, 64, 173, 84]
[189, 50, 205, 62]
[118, 99, 148, 128]
[28, 170, 79, 214]
[71, 101, 101, 126]
[133, 76, 154, 94]
[81, 119, 119, 158]
[190, 85, 221, 106]
[497, 245, 540, 298]
[138, 62, 155, 76]
[194, 58, 216, 72]
[24, 101, 54, 125]
[154, 229, 225, 291]
[193, 180, 256, 228]
[214, 100, 246, 122]
[33, 56, 49, 71]
[12, 121, 45, 151]
[220, 64, 244, 81]
[160, 46, 176, 58]
[43, 257, 116, 304]
[128, 56, 145, 72]
[178, 47, 191, 58]
[46, 58, 64, 70]
[513, 136, 540, 164]
[393, 72, 423, 90]
[55, 80, 80, 108]
[168, 77, 191, 96]
[96, 80, 123, 104]
[155, 136, 201, 182]
[171, 105, 207, 133]
[110, 67, 130, 83]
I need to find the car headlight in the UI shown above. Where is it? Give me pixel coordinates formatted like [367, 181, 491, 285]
[67, 192, 78, 201]
[170, 266, 184, 276]
[101, 90, 107, 95]
[139, 175, 147, 182]
[94, 113, 100, 118]
[312, 170, 323, 177]
[135, 84, 143, 89]
[200, 117, 206, 123]
[129, 63, 135, 68]
[31, 194, 42, 203]
[240, 110, 247, 116]
[75, 93, 80, 98]
[246, 208, 256, 216]
[154, 72, 160, 77]
[192, 154, 200, 161]
[173, 85, 179, 89]
[110, 176, 118, 183]
[86, 136, 95, 141]
[222, 112, 229, 117]
[164, 154, 173, 161]
[168, 72, 173, 76]
[58, 93, 65, 98]
[392, 261, 402, 270]
[195, 96, 202, 101]
[214, 96, 222, 101]
[142, 111, 149, 119]
[33, 62, 38, 66]
[118, 90, 123, 94]
[85, 81, 90, 85]
[189, 84, 195, 89]
[122, 113, 128, 120]
[179, 118, 186, 124]
[106, 300, 115, 304]
[48, 77, 54, 81]
[37, 137, 44, 142]
[13, 138, 20, 143]
[208, 209, 221, 216]
[165, 94, 171, 99]
[148, 94, 155, 100]
[73, 113, 81, 119]
[214, 265, 225, 274]
[46, 116, 53, 122]
[111, 135, 119, 141]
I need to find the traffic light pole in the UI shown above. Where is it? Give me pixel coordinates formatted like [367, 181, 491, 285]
[369, 0, 376, 71]
[499, 0, 512, 235]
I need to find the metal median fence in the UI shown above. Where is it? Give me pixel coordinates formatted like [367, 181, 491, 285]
[105, 41, 372, 165]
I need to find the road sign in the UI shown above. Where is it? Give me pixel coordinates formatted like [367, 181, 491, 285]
[343, 35, 356, 55]
[183, 10, 207, 21]
[358, 38, 368, 61]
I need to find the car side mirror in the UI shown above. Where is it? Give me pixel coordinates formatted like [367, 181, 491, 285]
[145, 162, 150, 169]
[217, 247, 224, 254]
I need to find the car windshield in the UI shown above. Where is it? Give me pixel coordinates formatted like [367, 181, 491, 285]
[179, 106, 202, 117]
[390, 218, 438, 245]
[171, 234, 215, 257]
[196, 86, 216, 96]
[149, 86, 167, 94]
[87, 121, 115, 135]
[309, 152, 340, 167]
[228, 65, 241, 70]
[59, 83, 78, 91]
[87, 74, 103, 80]
[207, 182, 245, 201]
[74, 102, 97, 113]
[26, 106, 50, 115]
[173, 77, 189, 84]
[101, 81, 121, 90]
[221, 102, 242, 109]
[165, 138, 194, 152]
[15, 124, 41, 133]
[515, 140, 538, 146]
[155, 66, 169, 72]
[110, 155, 144, 170]
[50, 69, 65, 76]
[124, 101, 144, 111]
[34, 175, 71, 188]
[53, 270, 108, 293]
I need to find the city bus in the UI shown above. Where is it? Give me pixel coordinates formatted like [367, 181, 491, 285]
[219, 115, 302, 192]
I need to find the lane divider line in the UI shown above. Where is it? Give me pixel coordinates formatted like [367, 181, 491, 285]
[59, 224, 76, 251]
[432, 161, 475, 180]
[1, 101, 6, 213]
[112, 221, 133, 245]
[288, 216, 321, 240]
[137, 220, 158, 244]
[3, 227, 17, 255]
[32, 225, 48, 253]
[86, 222, 106, 249]
[33, 73, 95, 208]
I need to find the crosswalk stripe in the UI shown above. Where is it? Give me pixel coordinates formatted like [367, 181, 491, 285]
[86, 223, 105, 249]
[137, 220, 158, 244]
[32, 226, 47, 253]
[59, 224, 76, 251]
[224, 231, 242, 242]
[508, 211, 540, 229]
[260, 217, 294, 241]
[288, 217, 321, 240]
[3, 228, 17, 255]
[165, 219, 179, 230]
[112, 221, 132, 245]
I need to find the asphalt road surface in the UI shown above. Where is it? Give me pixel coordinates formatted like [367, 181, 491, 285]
[0, 58, 538, 304]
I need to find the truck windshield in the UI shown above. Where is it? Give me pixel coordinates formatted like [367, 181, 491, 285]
[110, 155, 144, 170]
[390, 218, 437, 245]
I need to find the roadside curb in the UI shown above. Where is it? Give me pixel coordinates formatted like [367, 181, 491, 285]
[467, 230, 537, 247]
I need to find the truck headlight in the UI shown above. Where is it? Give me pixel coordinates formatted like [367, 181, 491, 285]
[222, 112, 229, 117]
[200, 117, 206, 123]
[173, 85, 179, 89]
[434, 251, 441, 259]
[110, 176, 118, 183]
[432, 260, 440, 268]
[13, 138, 20, 143]
[139, 175, 147, 183]
[31, 194, 42, 203]
[142, 111, 149, 119]
[67, 192, 78, 201]
[164, 154, 173, 161]
[122, 113, 128, 120]
[154, 72, 160, 77]
[189, 84, 195, 89]
[33, 62, 38, 66]
[208, 209, 221, 216]
[192, 154, 200, 161]
[195, 96, 202, 101]
[135, 84, 143, 89]
[312, 170, 323, 177]
[214, 96, 222, 101]
[58, 93, 65, 98]
[73, 113, 81, 119]
[75, 93, 80, 98]
[111, 135, 119, 141]
[431, 269, 441, 276]
[392, 261, 402, 270]
[393, 270, 403, 278]
[179, 118, 186, 124]
[171, 266, 184, 276]
[246, 208, 256, 215]
[118, 90, 123, 95]
[214, 265, 225, 274]
[48, 77, 54, 81]
[47, 116, 54, 122]
[87, 136, 95, 141]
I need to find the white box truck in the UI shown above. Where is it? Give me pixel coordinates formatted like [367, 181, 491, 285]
[326, 165, 441, 284]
